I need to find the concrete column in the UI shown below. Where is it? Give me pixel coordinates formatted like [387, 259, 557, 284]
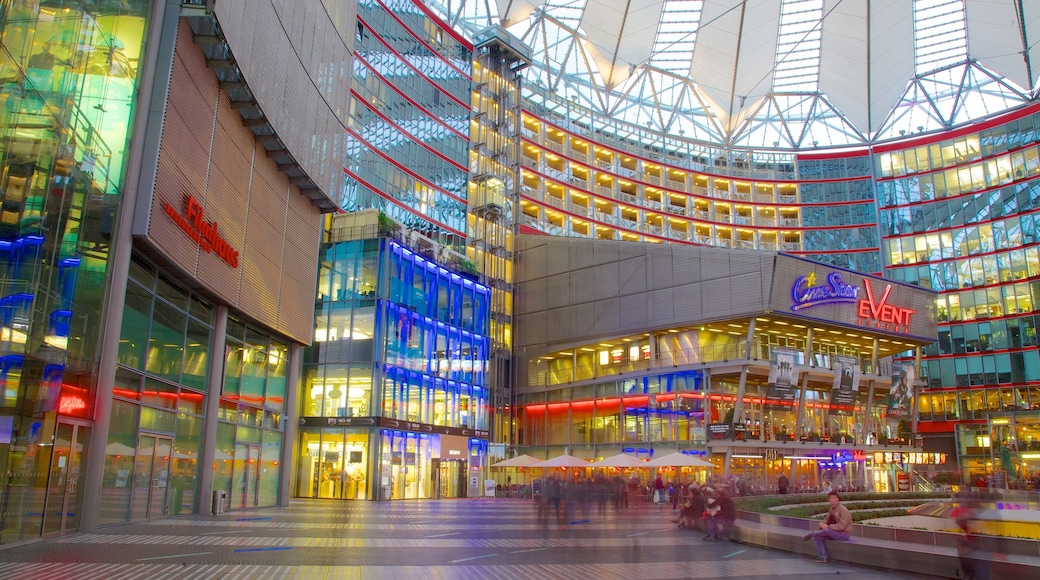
[793, 372, 811, 440]
[279, 343, 303, 506]
[862, 380, 876, 445]
[871, 338, 880, 373]
[197, 306, 228, 513]
[804, 328, 814, 366]
[731, 366, 749, 435]
[912, 347, 922, 439]
[78, 0, 179, 533]
[744, 318, 757, 360]
[729, 319, 758, 437]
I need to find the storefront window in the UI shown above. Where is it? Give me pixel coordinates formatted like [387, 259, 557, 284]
[97, 399, 139, 526]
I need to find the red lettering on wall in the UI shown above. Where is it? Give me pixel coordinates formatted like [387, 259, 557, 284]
[856, 280, 916, 333]
[164, 194, 239, 268]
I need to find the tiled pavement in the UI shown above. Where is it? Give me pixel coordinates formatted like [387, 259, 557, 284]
[0, 499, 930, 579]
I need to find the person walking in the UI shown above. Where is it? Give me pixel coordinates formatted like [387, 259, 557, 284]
[653, 474, 665, 505]
[802, 491, 852, 563]
[777, 473, 789, 494]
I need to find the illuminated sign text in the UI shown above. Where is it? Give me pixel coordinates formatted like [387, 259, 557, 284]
[857, 280, 916, 333]
[791, 272, 859, 311]
[164, 194, 239, 268]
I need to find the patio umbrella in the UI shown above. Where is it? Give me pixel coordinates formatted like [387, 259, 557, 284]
[590, 453, 649, 468]
[535, 454, 591, 468]
[645, 452, 715, 468]
[492, 454, 543, 468]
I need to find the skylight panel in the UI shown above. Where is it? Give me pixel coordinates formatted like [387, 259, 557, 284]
[773, 0, 823, 92]
[913, 0, 968, 73]
[648, 0, 704, 75]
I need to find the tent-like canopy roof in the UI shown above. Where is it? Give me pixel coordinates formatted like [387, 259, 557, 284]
[645, 452, 715, 468]
[535, 453, 592, 468]
[590, 453, 650, 468]
[492, 454, 544, 467]
[426, 0, 1040, 148]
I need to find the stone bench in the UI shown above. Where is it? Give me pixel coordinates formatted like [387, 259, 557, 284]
[732, 509, 1040, 578]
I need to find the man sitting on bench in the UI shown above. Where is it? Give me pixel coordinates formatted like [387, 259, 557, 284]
[803, 491, 852, 563]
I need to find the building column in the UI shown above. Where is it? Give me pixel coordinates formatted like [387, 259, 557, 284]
[197, 305, 228, 514]
[912, 347, 923, 439]
[279, 343, 303, 506]
[729, 319, 757, 425]
[78, 0, 179, 532]
[862, 380, 876, 446]
[793, 373, 812, 440]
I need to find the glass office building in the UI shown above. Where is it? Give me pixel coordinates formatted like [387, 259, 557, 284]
[298, 217, 491, 500]
[344, 0, 473, 248]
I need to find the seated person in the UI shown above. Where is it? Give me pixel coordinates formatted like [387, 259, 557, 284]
[802, 491, 852, 563]
[675, 487, 705, 530]
[704, 489, 736, 541]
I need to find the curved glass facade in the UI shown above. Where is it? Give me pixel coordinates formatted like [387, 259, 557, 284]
[517, 111, 880, 273]
[344, 0, 473, 246]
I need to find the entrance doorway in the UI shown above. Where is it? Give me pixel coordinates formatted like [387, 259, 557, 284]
[42, 421, 90, 535]
[130, 434, 173, 521]
[432, 459, 466, 498]
[233, 444, 261, 509]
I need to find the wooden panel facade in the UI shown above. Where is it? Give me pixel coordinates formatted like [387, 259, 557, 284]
[143, 21, 321, 344]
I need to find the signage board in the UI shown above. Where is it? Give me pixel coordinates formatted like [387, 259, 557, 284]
[829, 355, 860, 415]
[297, 416, 489, 439]
[766, 347, 801, 402]
[771, 255, 937, 341]
[708, 423, 732, 440]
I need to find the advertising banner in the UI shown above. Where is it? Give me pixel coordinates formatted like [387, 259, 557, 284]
[829, 355, 860, 415]
[887, 363, 915, 418]
[766, 347, 801, 402]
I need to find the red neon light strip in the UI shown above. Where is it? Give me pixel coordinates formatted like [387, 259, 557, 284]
[344, 124, 467, 205]
[353, 52, 469, 141]
[344, 166, 467, 237]
[405, 0, 474, 51]
[522, 136, 872, 209]
[525, 111, 873, 185]
[350, 89, 467, 172]
[366, 2, 472, 81]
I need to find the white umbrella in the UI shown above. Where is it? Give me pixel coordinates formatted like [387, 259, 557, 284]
[535, 454, 591, 468]
[590, 453, 649, 468]
[492, 454, 543, 468]
[645, 452, 715, 468]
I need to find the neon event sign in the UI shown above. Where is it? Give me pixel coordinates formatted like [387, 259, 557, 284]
[791, 272, 917, 334]
[857, 280, 916, 333]
[164, 194, 240, 268]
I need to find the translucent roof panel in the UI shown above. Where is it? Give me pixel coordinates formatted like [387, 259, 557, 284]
[773, 0, 823, 92]
[427, 0, 1039, 148]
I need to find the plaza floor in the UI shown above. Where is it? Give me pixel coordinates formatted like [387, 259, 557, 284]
[0, 499, 930, 579]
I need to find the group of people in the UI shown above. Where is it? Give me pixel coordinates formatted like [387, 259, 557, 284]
[666, 481, 738, 541]
[537, 474, 658, 526]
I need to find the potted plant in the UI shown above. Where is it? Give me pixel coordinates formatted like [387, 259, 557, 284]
[457, 258, 479, 279]
[377, 211, 395, 236]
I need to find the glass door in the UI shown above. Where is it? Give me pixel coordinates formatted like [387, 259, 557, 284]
[130, 434, 173, 521]
[42, 421, 90, 534]
[233, 444, 261, 509]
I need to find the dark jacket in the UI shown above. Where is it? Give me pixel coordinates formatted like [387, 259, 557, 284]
[716, 495, 736, 520]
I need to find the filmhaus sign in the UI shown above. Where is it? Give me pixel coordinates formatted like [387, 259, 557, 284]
[791, 271, 917, 334]
[164, 194, 239, 268]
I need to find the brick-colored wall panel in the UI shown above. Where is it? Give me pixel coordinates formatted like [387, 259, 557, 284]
[142, 21, 321, 344]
